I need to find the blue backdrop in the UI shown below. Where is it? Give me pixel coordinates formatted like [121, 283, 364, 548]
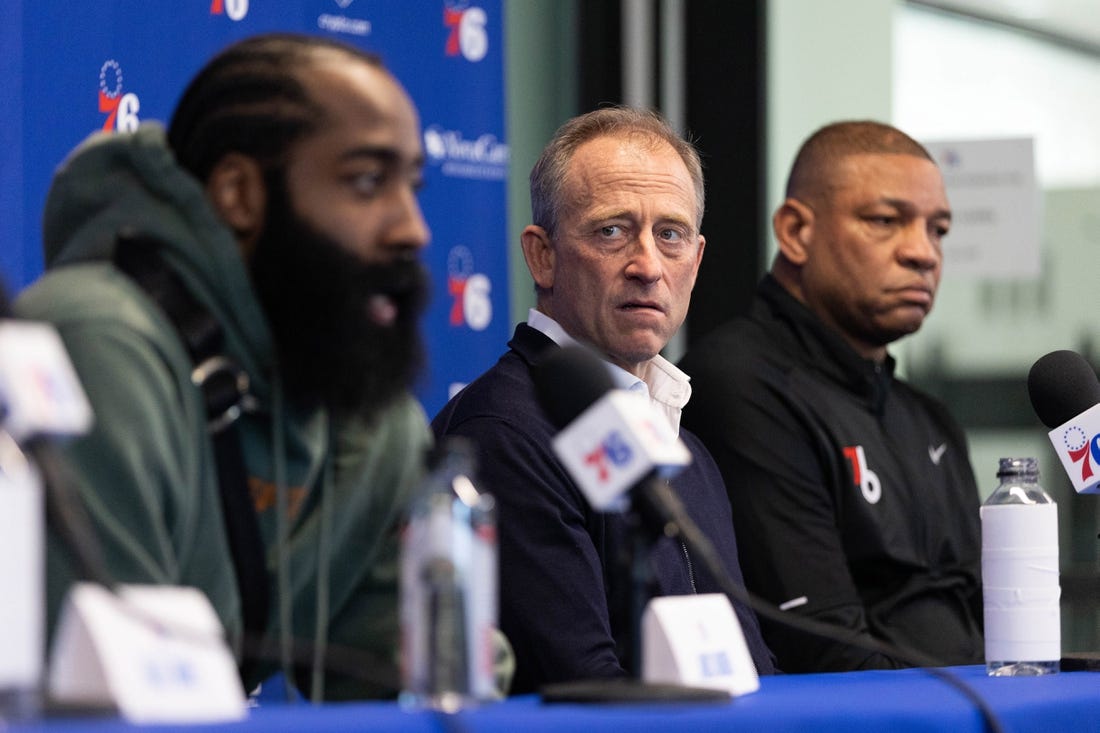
[0, 0, 510, 418]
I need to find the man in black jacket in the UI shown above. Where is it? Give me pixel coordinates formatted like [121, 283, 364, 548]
[679, 120, 983, 673]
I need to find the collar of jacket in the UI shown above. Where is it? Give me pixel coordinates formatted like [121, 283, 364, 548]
[508, 322, 560, 367]
[756, 274, 895, 416]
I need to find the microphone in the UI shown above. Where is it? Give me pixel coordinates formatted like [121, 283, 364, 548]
[1027, 350, 1100, 494]
[0, 287, 111, 590]
[0, 281, 98, 717]
[532, 345, 692, 515]
[532, 346, 736, 703]
[0, 322, 94, 444]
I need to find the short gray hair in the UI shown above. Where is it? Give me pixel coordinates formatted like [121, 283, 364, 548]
[529, 107, 705, 236]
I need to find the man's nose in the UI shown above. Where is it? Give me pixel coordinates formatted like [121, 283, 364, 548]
[389, 184, 431, 251]
[898, 222, 941, 271]
[624, 232, 662, 283]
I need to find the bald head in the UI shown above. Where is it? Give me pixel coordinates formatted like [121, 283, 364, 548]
[770, 120, 949, 361]
[785, 120, 934, 205]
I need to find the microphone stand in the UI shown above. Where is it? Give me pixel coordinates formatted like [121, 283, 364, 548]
[540, 481, 729, 704]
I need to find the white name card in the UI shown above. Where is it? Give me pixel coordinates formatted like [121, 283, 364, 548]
[642, 593, 759, 697]
[48, 583, 247, 724]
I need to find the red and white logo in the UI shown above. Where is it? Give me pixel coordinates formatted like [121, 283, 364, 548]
[98, 60, 140, 132]
[444, 4, 488, 62]
[446, 246, 492, 332]
[842, 445, 882, 504]
[210, 0, 248, 21]
[1047, 403, 1100, 494]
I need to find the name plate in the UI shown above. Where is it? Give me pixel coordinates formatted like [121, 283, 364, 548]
[48, 583, 247, 724]
[642, 593, 759, 697]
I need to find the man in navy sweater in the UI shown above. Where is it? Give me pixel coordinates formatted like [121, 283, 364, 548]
[432, 107, 775, 694]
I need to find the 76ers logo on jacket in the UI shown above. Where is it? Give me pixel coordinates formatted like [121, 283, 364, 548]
[843, 445, 882, 504]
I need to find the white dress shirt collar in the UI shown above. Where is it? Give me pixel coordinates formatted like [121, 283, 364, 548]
[525, 309, 692, 433]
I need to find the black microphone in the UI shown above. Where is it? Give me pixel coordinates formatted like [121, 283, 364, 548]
[1027, 350, 1100, 495]
[533, 344, 614, 427]
[531, 345, 733, 703]
[532, 345, 695, 529]
[1027, 350, 1100, 429]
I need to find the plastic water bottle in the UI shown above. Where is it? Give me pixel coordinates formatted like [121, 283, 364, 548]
[981, 457, 1060, 676]
[399, 437, 497, 711]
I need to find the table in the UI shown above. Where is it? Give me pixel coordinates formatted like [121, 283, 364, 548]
[10, 666, 1097, 732]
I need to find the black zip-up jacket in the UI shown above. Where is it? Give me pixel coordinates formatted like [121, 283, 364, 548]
[432, 324, 776, 694]
[679, 275, 983, 672]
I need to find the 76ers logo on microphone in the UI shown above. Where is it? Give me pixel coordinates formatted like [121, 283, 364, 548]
[98, 60, 140, 132]
[843, 445, 882, 504]
[585, 431, 634, 483]
[1062, 425, 1100, 483]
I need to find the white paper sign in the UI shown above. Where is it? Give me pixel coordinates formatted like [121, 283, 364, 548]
[642, 593, 758, 697]
[923, 137, 1040, 278]
[48, 583, 247, 724]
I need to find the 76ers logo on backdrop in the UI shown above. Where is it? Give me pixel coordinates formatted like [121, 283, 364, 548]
[842, 445, 882, 504]
[447, 246, 492, 331]
[210, 0, 248, 21]
[98, 60, 140, 132]
[444, 3, 488, 62]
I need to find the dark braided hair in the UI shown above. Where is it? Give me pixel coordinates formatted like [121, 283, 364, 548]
[167, 33, 383, 183]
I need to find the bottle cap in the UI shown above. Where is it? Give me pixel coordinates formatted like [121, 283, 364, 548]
[996, 457, 1038, 478]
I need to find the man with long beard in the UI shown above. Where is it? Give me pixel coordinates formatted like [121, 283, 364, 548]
[16, 34, 433, 701]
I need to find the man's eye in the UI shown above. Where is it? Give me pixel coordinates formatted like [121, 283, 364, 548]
[867, 215, 897, 227]
[600, 225, 623, 237]
[350, 171, 386, 195]
[658, 228, 684, 242]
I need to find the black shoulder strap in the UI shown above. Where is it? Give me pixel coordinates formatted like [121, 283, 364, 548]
[114, 229, 270, 638]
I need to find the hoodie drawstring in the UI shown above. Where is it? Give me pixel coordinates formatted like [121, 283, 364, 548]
[270, 376, 295, 701]
[311, 418, 334, 701]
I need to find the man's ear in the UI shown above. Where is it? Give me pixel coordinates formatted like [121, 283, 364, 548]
[205, 153, 267, 260]
[520, 225, 555, 291]
[772, 198, 814, 266]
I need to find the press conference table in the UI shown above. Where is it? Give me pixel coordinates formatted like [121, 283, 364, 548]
[10, 665, 1097, 733]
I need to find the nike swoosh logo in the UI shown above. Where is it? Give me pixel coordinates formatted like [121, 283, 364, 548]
[929, 443, 947, 465]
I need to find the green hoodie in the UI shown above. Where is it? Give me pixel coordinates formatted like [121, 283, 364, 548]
[16, 124, 432, 700]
